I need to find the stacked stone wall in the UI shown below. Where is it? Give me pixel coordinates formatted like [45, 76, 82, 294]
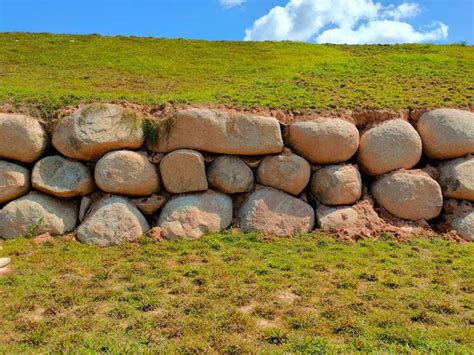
[0, 104, 473, 245]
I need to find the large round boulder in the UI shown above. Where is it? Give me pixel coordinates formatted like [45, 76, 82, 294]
[0, 161, 30, 204]
[371, 170, 443, 221]
[52, 104, 144, 161]
[32, 155, 95, 198]
[438, 156, 474, 201]
[357, 119, 422, 176]
[256, 150, 311, 195]
[160, 149, 208, 194]
[239, 187, 315, 236]
[207, 156, 254, 194]
[95, 150, 160, 196]
[158, 190, 233, 240]
[76, 196, 149, 246]
[417, 109, 474, 160]
[0, 113, 48, 163]
[0, 192, 77, 239]
[147, 109, 284, 155]
[284, 118, 359, 164]
[311, 164, 362, 205]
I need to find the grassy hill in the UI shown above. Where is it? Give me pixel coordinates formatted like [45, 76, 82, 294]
[0, 33, 473, 116]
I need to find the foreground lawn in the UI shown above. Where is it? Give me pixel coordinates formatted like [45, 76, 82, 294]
[0, 233, 472, 353]
[0, 33, 473, 116]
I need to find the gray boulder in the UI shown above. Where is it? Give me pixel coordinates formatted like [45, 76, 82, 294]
[76, 196, 149, 246]
[158, 190, 233, 240]
[0, 192, 77, 239]
[438, 156, 474, 201]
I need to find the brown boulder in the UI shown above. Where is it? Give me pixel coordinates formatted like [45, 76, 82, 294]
[311, 164, 362, 205]
[239, 187, 315, 236]
[0, 113, 48, 163]
[52, 104, 144, 161]
[357, 119, 422, 176]
[207, 156, 254, 194]
[438, 156, 474, 201]
[284, 118, 359, 164]
[95, 150, 161, 196]
[0, 161, 30, 204]
[32, 155, 95, 198]
[131, 193, 169, 215]
[256, 150, 311, 195]
[147, 109, 284, 155]
[160, 149, 208, 194]
[371, 170, 443, 221]
[417, 109, 474, 160]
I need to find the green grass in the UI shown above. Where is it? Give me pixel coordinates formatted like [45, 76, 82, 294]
[0, 33, 473, 118]
[1, 233, 473, 353]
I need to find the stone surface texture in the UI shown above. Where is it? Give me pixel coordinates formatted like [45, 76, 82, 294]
[158, 190, 233, 240]
[438, 156, 474, 201]
[0, 161, 30, 204]
[207, 156, 254, 194]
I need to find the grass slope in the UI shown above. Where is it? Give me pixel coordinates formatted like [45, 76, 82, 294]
[0, 33, 473, 116]
[1, 233, 473, 353]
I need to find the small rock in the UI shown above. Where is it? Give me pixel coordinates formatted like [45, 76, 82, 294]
[241, 156, 264, 168]
[311, 164, 362, 205]
[78, 196, 93, 222]
[52, 103, 145, 161]
[132, 193, 169, 215]
[257, 150, 311, 195]
[145, 227, 164, 242]
[0, 113, 48, 163]
[95, 150, 161, 196]
[417, 109, 474, 160]
[0, 161, 30, 204]
[207, 156, 254, 194]
[239, 187, 315, 236]
[32, 232, 54, 245]
[0, 257, 11, 268]
[284, 118, 359, 164]
[32, 155, 95, 198]
[158, 190, 233, 240]
[160, 149, 208, 194]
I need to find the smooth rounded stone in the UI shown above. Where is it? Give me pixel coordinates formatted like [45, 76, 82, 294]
[239, 187, 315, 236]
[284, 118, 359, 164]
[316, 205, 359, 232]
[357, 119, 422, 176]
[0, 161, 30, 204]
[438, 156, 474, 201]
[417, 109, 474, 160]
[311, 164, 362, 205]
[0, 192, 77, 239]
[207, 156, 254, 194]
[158, 190, 233, 240]
[76, 196, 149, 246]
[256, 151, 311, 195]
[32, 155, 95, 198]
[0, 113, 48, 163]
[160, 149, 208, 194]
[371, 170, 443, 221]
[147, 109, 284, 155]
[95, 150, 160, 197]
[52, 103, 145, 161]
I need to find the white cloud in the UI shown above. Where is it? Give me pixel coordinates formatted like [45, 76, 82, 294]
[220, 0, 245, 9]
[244, 0, 448, 44]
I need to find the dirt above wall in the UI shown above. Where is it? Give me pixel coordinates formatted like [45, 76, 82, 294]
[1, 100, 473, 131]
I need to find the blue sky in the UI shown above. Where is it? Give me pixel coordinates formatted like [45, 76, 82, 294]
[0, 0, 472, 44]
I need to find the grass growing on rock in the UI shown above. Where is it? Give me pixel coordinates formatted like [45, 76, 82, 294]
[1, 33, 473, 118]
[0, 233, 473, 353]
